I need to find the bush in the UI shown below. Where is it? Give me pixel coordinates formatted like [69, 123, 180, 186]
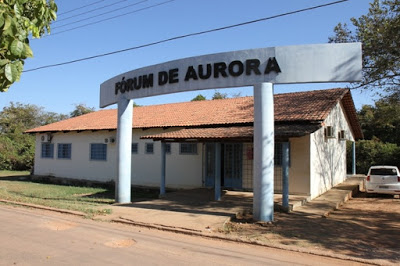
[0, 134, 34, 171]
[347, 139, 400, 174]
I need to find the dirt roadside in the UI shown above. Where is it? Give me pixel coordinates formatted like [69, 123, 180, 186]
[1, 174, 398, 265]
[219, 192, 400, 266]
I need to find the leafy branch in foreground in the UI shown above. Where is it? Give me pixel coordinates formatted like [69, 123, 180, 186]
[329, 0, 400, 95]
[0, 0, 57, 92]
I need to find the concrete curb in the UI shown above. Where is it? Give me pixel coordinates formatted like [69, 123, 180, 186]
[0, 199, 86, 217]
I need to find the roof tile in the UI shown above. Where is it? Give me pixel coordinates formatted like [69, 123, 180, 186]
[26, 88, 362, 139]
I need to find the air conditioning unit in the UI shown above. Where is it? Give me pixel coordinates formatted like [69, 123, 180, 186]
[41, 133, 52, 142]
[104, 137, 116, 144]
[338, 130, 346, 140]
[324, 126, 335, 139]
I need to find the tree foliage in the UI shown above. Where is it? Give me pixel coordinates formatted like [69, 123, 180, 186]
[70, 104, 95, 118]
[191, 94, 206, 101]
[347, 92, 400, 174]
[347, 139, 400, 174]
[329, 0, 400, 94]
[0, 102, 66, 170]
[212, 91, 228, 100]
[357, 92, 400, 146]
[0, 0, 57, 92]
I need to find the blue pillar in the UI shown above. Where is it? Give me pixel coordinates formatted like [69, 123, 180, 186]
[282, 142, 289, 211]
[253, 82, 274, 222]
[116, 98, 133, 203]
[214, 143, 222, 201]
[160, 142, 166, 196]
[352, 141, 356, 175]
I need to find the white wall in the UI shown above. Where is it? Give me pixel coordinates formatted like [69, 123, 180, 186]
[132, 128, 203, 189]
[34, 131, 117, 182]
[33, 128, 204, 189]
[289, 135, 311, 195]
[32, 101, 353, 197]
[310, 102, 354, 199]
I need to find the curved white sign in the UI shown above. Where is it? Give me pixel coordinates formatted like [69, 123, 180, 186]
[100, 43, 362, 107]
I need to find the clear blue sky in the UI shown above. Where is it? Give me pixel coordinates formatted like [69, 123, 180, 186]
[1, 0, 376, 115]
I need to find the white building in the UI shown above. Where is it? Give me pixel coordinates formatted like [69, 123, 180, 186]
[26, 88, 363, 199]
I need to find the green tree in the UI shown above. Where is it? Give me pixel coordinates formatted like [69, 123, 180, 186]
[0, 0, 57, 92]
[212, 91, 228, 100]
[348, 138, 400, 174]
[329, 0, 400, 94]
[191, 94, 206, 101]
[0, 102, 65, 170]
[70, 104, 95, 118]
[357, 92, 400, 145]
[0, 102, 66, 133]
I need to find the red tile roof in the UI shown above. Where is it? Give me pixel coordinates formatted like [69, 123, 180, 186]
[26, 88, 363, 139]
[142, 127, 254, 141]
[141, 123, 323, 141]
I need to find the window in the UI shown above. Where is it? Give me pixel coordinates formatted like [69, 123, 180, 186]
[57, 143, 71, 159]
[131, 143, 138, 154]
[180, 143, 197, 155]
[274, 142, 290, 166]
[370, 168, 398, 176]
[145, 143, 154, 154]
[90, 143, 107, 161]
[41, 143, 54, 158]
[165, 143, 171, 154]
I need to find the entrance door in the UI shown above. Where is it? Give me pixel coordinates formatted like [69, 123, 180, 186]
[223, 143, 243, 189]
[205, 143, 243, 189]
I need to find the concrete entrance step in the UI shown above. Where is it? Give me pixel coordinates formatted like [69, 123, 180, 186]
[274, 194, 310, 212]
[293, 175, 365, 217]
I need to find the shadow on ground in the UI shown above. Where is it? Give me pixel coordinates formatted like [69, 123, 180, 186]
[119, 189, 253, 217]
[228, 192, 400, 264]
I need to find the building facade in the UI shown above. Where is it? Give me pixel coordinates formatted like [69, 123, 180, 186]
[27, 88, 363, 199]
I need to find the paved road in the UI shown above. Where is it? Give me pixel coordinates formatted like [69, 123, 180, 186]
[0, 205, 363, 266]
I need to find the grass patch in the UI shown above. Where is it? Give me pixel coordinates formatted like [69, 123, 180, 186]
[0, 171, 114, 217]
[0, 180, 114, 217]
[0, 171, 160, 217]
[0, 170, 30, 177]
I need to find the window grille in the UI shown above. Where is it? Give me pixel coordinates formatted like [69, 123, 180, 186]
[165, 143, 171, 154]
[145, 143, 154, 154]
[57, 143, 71, 159]
[131, 143, 138, 154]
[180, 143, 197, 154]
[41, 143, 54, 158]
[90, 143, 107, 161]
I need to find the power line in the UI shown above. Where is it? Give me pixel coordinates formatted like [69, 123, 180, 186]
[53, 0, 148, 25]
[49, 0, 171, 36]
[55, 0, 130, 23]
[24, 0, 349, 73]
[53, 0, 148, 29]
[58, 0, 106, 16]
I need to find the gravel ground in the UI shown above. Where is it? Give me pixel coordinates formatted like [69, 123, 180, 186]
[222, 192, 400, 265]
